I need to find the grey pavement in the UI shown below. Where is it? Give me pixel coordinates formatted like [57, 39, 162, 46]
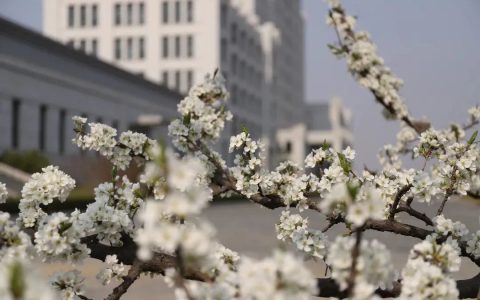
[40, 197, 480, 299]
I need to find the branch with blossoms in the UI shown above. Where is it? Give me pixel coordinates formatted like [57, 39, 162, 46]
[1, 1, 480, 299]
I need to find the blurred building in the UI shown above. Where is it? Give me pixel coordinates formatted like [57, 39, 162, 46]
[43, 0, 305, 166]
[0, 17, 179, 181]
[276, 98, 353, 167]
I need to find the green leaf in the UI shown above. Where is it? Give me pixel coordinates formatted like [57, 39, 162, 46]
[337, 152, 351, 175]
[467, 130, 478, 145]
[182, 114, 191, 126]
[347, 183, 360, 200]
[242, 127, 249, 134]
[59, 222, 73, 234]
[9, 262, 25, 299]
[321, 140, 330, 151]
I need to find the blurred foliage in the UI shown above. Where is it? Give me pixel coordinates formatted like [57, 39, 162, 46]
[0, 150, 49, 174]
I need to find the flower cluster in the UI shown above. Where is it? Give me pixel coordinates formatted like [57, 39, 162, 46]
[326, 236, 396, 291]
[259, 161, 315, 209]
[315, 147, 355, 195]
[433, 215, 469, 239]
[408, 236, 461, 273]
[275, 210, 328, 258]
[413, 129, 447, 158]
[50, 270, 85, 300]
[0, 213, 32, 259]
[96, 255, 127, 285]
[0, 182, 7, 203]
[434, 141, 478, 196]
[468, 106, 480, 123]
[237, 251, 316, 300]
[229, 131, 265, 197]
[73, 118, 153, 170]
[135, 147, 215, 267]
[466, 230, 480, 259]
[400, 236, 461, 299]
[326, 0, 409, 119]
[34, 212, 90, 263]
[410, 172, 440, 203]
[399, 258, 458, 300]
[374, 168, 414, 206]
[19, 166, 75, 227]
[77, 178, 141, 246]
[321, 182, 386, 227]
[168, 72, 232, 152]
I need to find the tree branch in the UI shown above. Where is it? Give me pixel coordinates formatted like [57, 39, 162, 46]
[395, 201, 433, 226]
[104, 259, 143, 300]
[389, 184, 413, 220]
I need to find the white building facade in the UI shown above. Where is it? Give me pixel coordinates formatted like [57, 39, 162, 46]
[43, 0, 305, 166]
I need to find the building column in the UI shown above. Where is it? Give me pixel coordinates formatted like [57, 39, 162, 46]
[0, 97, 12, 152]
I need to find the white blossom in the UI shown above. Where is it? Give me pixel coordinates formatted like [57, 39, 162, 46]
[0, 182, 7, 203]
[408, 236, 461, 273]
[400, 258, 458, 300]
[34, 212, 90, 263]
[96, 255, 127, 285]
[326, 236, 396, 290]
[50, 270, 85, 300]
[276, 210, 328, 258]
[433, 215, 469, 239]
[466, 230, 480, 259]
[238, 251, 316, 300]
[19, 166, 75, 227]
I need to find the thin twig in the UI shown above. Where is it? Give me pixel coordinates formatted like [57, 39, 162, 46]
[395, 202, 433, 226]
[346, 229, 363, 296]
[437, 189, 453, 216]
[389, 184, 413, 220]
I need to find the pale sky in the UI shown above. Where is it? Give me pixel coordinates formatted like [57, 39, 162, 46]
[1, 0, 479, 168]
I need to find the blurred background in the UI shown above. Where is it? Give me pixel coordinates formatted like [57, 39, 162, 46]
[0, 0, 479, 299]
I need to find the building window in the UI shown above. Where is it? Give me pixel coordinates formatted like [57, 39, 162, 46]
[59, 109, 66, 154]
[174, 35, 181, 57]
[162, 36, 169, 58]
[92, 4, 98, 26]
[187, 35, 193, 58]
[39, 105, 47, 151]
[139, 37, 145, 59]
[91, 39, 98, 55]
[162, 71, 169, 86]
[68, 5, 75, 27]
[186, 0, 193, 23]
[174, 1, 181, 23]
[139, 3, 145, 24]
[79, 39, 86, 51]
[221, 38, 227, 62]
[127, 3, 133, 25]
[114, 38, 121, 59]
[80, 5, 86, 27]
[175, 70, 181, 91]
[231, 54, 237, 75]
[11, 99, 20, 149]
[187, 70, 193, 89]
[162, 1, 169, 23]
[231, 23, 237, 44]
[114, 3, 121, 25]
[127, 37, 133, 59]
[220, 3, 227, 26]
[239, 31, 245, 48]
